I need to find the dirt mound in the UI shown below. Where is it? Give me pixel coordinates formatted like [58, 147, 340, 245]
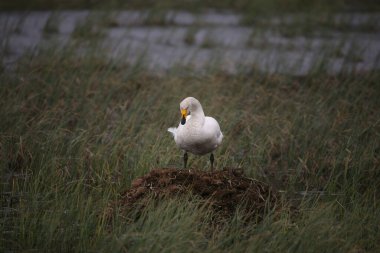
[114, 168, 278, 218]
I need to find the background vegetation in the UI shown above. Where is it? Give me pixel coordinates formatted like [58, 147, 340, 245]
[1, 1, 380, 252]
[1, 46, 379, 251]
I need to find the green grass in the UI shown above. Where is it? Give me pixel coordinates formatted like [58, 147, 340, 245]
[1, 35, 380, 252]
[43, 13, 60, 35]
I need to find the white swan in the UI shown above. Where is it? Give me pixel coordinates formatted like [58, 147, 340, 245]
[168, 97, 223, 170]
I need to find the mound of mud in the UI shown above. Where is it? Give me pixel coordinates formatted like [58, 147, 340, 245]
[115, 168, 278, 218]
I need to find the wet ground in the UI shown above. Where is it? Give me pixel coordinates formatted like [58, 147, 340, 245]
[1, 10, 380, 75]
[112, 168, 278, 218]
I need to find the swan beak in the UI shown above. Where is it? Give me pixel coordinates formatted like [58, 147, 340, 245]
[181, 109, 187, 125]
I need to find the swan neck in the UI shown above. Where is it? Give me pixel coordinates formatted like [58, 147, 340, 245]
[191, 106, 205, 124]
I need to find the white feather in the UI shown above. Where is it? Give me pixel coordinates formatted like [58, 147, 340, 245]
[168, 97, 223, 155]
[167, 127, 177, 136]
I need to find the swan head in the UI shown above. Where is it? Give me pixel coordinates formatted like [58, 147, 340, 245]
[179, 97, 202, 125]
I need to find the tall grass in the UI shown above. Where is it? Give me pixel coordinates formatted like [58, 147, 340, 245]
[1, 45, 379, 252]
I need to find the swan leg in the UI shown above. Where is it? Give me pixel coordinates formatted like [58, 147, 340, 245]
[210, 153, 214, 172]
[183, 152, 188, 169]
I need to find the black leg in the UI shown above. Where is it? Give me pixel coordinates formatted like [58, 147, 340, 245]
[210, 153, 214, 172]
[183, 152, 188, 169]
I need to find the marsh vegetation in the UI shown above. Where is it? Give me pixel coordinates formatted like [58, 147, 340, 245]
[1, 1, 380, 252]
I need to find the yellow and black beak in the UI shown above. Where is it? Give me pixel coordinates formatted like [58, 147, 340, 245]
[181, 109, 187, 125]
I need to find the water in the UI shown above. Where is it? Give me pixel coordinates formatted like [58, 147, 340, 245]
[1, 10, 380, 75]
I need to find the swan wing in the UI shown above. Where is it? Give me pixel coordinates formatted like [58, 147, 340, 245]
[203, 116, 223, 145]
[167, 127, 177, 137]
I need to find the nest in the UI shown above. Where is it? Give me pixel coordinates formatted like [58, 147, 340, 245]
[112, 168, 278, 219]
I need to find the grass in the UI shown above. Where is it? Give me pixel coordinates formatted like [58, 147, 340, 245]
[43, 12, 61, 35]
[184, 27, 198, 45]
[1, 44, 379, 251]
[71, 13, 111, 40]
[1, 4, 380, 250]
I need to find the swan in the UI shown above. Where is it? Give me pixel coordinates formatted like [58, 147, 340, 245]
[168, 97, 223, 170]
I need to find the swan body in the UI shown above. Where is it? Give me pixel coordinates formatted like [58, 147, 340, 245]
[168, 97, 223, 169]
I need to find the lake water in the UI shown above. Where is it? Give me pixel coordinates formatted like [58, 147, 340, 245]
[1, 10, 380, 75]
